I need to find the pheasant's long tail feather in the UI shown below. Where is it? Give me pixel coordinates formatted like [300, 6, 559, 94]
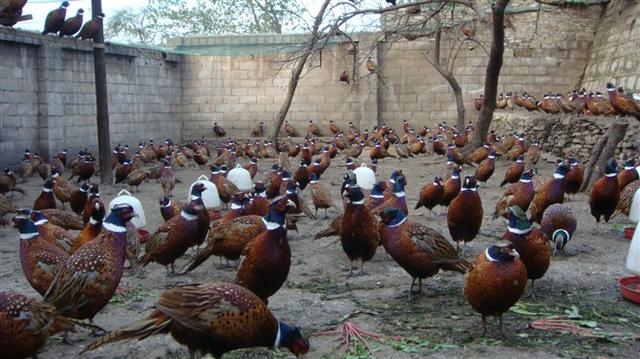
[81, 311, 171, 353]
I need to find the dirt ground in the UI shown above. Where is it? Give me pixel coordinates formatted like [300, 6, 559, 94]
[1, 145, 639, 359]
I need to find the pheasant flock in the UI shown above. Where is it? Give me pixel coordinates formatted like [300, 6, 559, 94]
[1, 85, 639, 358]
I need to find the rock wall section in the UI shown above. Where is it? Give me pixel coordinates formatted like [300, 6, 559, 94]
[0, 28, 183, 165]
[582, 0, 640, 91]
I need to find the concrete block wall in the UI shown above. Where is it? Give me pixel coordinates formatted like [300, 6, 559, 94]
[0, 40, 40, 162]
[180, 44, 368, 140]
[582, 0, 640, 91]
[0, 27, 183, 165]
[378, 5, 603, 130]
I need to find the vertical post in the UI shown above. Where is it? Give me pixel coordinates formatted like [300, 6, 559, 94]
[91, 0, 112, 184]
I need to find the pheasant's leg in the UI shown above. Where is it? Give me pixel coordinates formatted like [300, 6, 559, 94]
[165, 265, 171, 276]
[89, 319, 107, 337]
[498, 315, 504, 334]
[325, 208, 328, 219]
[358, 260, 365, 276]
[526, 280, 537, 299]
[481, 315, 487, 335]
[347, 260, 354, 277]
[418, 278, 423, 293]
[409, 277, 416, 294]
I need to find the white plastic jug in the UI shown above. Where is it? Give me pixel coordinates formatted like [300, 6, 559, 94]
[626, 188, 640, 275]
[227, 164, 252, 191]
[353, 163, 376, 190]
[187, 175, 220, 209]
[109, 189, 146, 228]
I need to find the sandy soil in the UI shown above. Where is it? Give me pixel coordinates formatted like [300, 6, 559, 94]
[1, 146, 639, 359]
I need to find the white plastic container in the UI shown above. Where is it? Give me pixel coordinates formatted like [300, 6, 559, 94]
[227, 164, 252, 191]
[187, 175, 220, 209]
[626, 188, 640, 275]
[109, 189, 146, 228]
[353, 163, 376, 190]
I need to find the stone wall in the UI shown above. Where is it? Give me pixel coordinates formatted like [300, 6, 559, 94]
[378, 3, 603, 129]
[491, 111, 640, 162]
[179, 42, 373, 140]
[582, 0, 640, 91]
[0, 28, 183, 165]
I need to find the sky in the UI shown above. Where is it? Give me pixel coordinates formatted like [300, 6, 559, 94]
[16, 0, 381, 41]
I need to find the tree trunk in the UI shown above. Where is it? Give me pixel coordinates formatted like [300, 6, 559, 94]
[580, 118, 629, 192]
[468, 0, 509, 151]
[270, 0, 332, 145]
[424, 30, 465, 130]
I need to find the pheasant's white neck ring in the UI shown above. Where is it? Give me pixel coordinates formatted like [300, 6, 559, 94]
[605, 173, 617, 177]
[274, 321, 282, 348]
[34, 219, 48, 226]
[394, 191, 406, 197]
[258, 192, 267, 198]
[103, 222, 127, 233]
[489, 155, 496, 159]
[89, 217, 99, 225]
[624, 166, 634, 170]
[461, 187, 477, 192]
[451, 175, 459, 179]
[191, 195, 200, 201]
[43, 188, 52, 193]
[553, 174, 565, 179]
[387, 217, 407, 228]
[370, 194, 384, 199]
[163, 201, 172, 208]
[230, 203, 243, 210]
[508, 226, 532, 235]
[310, 180, 318, 184]
[519, 179, 532, 183]
[350, 199, 365, 205]
[262, 218, 282, 230]
[52, 173, 59, 178]
[20, 232, 39, 240]
[181, 210, 198, 221]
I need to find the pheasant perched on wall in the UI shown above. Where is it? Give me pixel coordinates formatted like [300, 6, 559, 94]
[0, 291, 75, 359]
[606, 83, 640, 120]
[13, 210, 69, 296]
[448, 176, 483, 251]
[530, 162, 570, 223]
[82, 282, 308, 358]
[141, 204, 201, 276]
[339, 186, 379, 276]
[235, 197, 296, 303]
[464, 243, 527, 333]
[44, 204, 135, 324]
[589, 158, 620, 223]
[415, 176, 444, 215]
[493, 170, 535, 220]
[502, 206, 550, 297]
[379, 208, 470, 296]
[540, 204, 577, 256]
[284, 120, 298, 136]
[42, 1, 69, 35]
[59, 8, 83, 37]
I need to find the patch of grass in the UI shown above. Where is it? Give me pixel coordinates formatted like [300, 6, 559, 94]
[109, 284, 146, 307]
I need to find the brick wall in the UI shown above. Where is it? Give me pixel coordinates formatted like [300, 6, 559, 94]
[0, 28, 183, 165]
[582, 0, 640, 91]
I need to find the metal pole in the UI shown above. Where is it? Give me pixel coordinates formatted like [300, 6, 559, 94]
[91, 0, 112, 184]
